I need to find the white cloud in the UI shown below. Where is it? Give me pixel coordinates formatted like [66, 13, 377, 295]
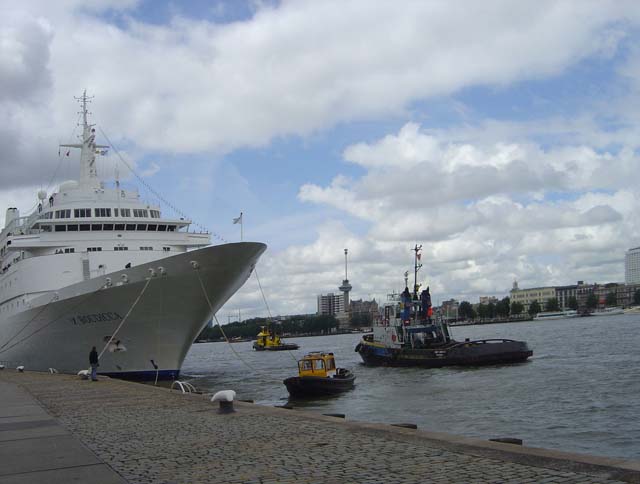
[289, 122, 640, 309]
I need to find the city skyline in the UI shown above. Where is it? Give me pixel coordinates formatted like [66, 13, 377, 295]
[2, 1, 640, 317]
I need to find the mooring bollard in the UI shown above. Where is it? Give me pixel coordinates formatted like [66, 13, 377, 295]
[489, 437, 523, 446]
[16, 366, 24, 372]
[211, 390, 236, 414]
[77, 369, 90, 380]
[0, 364, 5, 370]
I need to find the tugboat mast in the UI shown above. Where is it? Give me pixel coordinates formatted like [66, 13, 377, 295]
[412, 244, 422, 299]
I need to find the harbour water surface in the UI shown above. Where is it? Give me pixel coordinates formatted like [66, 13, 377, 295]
[182, 313, 640, 460]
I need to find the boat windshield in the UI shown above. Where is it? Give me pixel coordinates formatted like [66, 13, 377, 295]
[300, 360, 313, 371]
[313, 359, 325, 370]
[326, 358, 335, 370]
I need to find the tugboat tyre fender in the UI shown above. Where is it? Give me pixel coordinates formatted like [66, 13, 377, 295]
[355, 343, 362, 352]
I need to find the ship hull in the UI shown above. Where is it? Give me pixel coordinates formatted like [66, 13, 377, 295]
[356, 339, 532, 368]
[283, 374, 355, 397]
[0, 242, 266, 379]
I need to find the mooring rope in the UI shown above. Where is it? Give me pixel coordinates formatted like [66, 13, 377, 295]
[254, 267, 298, 363]
[0, 293, 58, 352]
[195, 268, 257, 372]
[98, 276, 152, 360]
[0, 287, 102, 356]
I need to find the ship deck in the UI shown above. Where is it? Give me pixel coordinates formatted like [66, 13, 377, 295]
[1, 370, 638, 483]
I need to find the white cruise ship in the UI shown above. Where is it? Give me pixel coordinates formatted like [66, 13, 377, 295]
[0, 93, 266, 379]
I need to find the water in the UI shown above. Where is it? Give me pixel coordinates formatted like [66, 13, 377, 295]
[181, 313, 640, 460]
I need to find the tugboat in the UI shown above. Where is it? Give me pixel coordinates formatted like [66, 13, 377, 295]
[283, 352, 355, 397]
[355, 245, 533, 367]
[253, 325, 299, 351]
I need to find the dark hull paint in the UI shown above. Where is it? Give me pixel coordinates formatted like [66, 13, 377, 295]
[253, 343, 300, 351]
[284, 374, 355, 397]
[356, 340, 532, 368]
[100, 369, 180, 381]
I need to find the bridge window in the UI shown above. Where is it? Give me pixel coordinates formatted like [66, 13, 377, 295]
[157, 225, 167, 232]
[125, 224, 136, 231]
[120, 208, 131, 217]
[64, 248, 75, 254]
[79, 224, 90, 231]
[67, 224, 78, 231]
[163, 247, 171, 252]
[114, 224, 125, 231]
[133, 209, 149, 218]
[91, 224, 102, 231]
[87, 247, 102, 252]
[95, 208, 111, 217]
[74, 208, 91, 218]
[150, 210, 160, 218]
[55, 225, 66, 232]
[140, 246, 153, 251]
[55, 209, 71, 218]
[136, 224, 147, 231]
[167, 225, 176, 232]
[103, 224, 113, 230]
[114, 246, 128, 251]
[147, 224, 157, 231]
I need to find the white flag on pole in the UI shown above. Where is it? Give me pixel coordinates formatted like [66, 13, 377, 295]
[233, 212, 243, 224]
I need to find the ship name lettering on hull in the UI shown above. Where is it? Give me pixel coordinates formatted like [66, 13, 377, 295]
[70, 312, 123, 326]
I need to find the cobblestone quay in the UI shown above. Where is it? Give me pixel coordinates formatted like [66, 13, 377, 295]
[2, 371, 639, 484]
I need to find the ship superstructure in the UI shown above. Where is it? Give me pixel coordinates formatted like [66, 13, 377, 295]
[0, 92, 266, 378]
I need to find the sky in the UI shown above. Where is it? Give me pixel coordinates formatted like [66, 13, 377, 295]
[2, 0, 640, 318]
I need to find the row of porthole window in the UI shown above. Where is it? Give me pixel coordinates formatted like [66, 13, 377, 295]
[42, 223, 177, 233]
[48, 208, 161, 219]
[60, 246, 171, 252]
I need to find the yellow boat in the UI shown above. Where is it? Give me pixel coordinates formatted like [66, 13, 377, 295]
[283, 352, 355, 397]
[252, 325, 299, 351]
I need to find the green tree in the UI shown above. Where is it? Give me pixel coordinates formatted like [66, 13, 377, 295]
[496, 297, 511, 318]
[510, 301, 524, 315]
[545, 298, 560, 312]
[458, 301, 475, 320]
[586, 293, 598, 309]
[528, 300, 541, 316]
[487, 302, 496, 319]
[477, 304, 488, 319]
[567, 296, 578, 310]
[634, 289, 640, 306]
[605, 292, 617, 307]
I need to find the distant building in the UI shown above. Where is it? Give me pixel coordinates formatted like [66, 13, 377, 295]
[317, 293, 345, 316]
[478, 296, 498, 305]
[440, 299, 459, 320]
[555, 283, 580, 310]
[510, 281, 555, 311]
[317, 248, 353, 329]
[625, 247, 640, 284]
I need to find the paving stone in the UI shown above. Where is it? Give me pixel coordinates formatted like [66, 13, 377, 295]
[0, 371, 637, 484]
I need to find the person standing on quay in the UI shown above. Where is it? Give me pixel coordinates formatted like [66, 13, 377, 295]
[89, 346, 99, 381]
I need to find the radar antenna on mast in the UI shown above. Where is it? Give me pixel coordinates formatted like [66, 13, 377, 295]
[59, 90, 109, 186]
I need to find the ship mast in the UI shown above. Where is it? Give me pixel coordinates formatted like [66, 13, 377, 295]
[412, 244, 422, 299]
[59, 90, 109, 187]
